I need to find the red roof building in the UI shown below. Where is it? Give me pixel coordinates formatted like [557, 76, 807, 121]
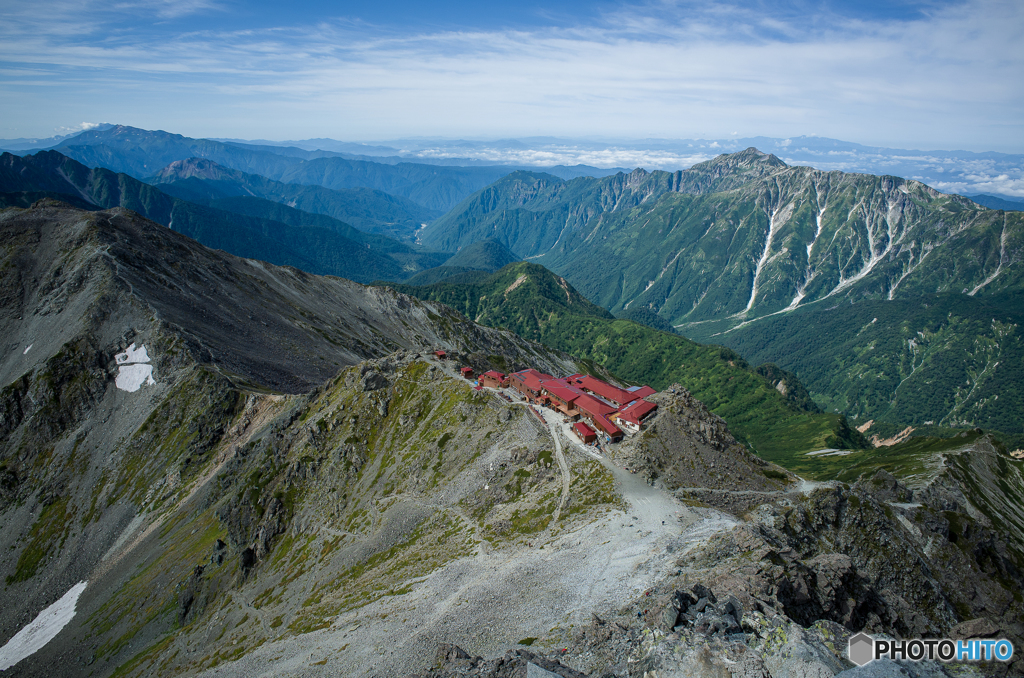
[573, 422, 597, 444]
[591, 414, 624, 442]
[460, 366, 474, 379]
[579, 376, 641, 407]
[627, 385, 657, 400]
[540, 382, 583, 417]
[617, 399, 658, 433]
[480, 370, 508, 388]
[434, 350, 447, 360]
[509, 369, 554, 401]
[574, 393, 617, 420]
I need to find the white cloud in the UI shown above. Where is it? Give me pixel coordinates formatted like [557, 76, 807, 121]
[0, 0, 1021, 150]
[55, 121, 106, 134]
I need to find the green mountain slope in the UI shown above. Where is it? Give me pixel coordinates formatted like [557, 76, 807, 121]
[400, 266, 493, 287]
[401, 239, 521, 286]
[422, 149, 1024, 435]
[719, 291, 1024, 433]
[149, 157, 439, 240]
[424, 150, 1023, 324]
[0, 151, 443, 283]
[388, 262, 866, 461]
[47, 125, 515, 212]
[442, 238, 520, 270]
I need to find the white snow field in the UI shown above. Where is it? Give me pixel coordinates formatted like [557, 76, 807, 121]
[0, 581, 87, 671]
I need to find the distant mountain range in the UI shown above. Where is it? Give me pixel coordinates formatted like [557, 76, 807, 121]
[168, 132, 1024, 200]
[0, 151, 449, 283]
[968, 194, 1024, 211]
[6, 125, 514, 212]
[4, 126, 1022, 441]
[148, 157, 439, 240]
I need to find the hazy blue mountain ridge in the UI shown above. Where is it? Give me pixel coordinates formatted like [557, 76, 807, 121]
[0, 151, 445, 283]
[35, 125, 518, 212]
[149, 157, 440, 239]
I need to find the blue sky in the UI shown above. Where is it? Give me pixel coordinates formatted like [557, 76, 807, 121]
[1, 0, 1022, 151]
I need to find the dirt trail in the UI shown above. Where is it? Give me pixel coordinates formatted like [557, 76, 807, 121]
[538, 411, 572, 523]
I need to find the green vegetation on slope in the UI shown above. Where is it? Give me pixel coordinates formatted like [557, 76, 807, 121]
[442, 238, 520, 271]
[718, 291, 1024, 435]
[400, 238, 520, 286]
[389, 262, 866, 460]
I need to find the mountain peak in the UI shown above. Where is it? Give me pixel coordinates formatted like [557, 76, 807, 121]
[151, 157, 234, 182]
[711, 147, 788, 169]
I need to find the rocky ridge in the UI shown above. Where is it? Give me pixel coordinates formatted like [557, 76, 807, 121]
[423, 435, 1024, 678]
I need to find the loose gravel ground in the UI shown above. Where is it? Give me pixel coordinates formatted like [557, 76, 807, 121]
[192, 392, 741, 678]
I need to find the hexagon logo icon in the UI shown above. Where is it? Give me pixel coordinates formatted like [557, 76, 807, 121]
[848, 632, 874, 666]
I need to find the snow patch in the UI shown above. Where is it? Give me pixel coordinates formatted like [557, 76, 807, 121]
[114, 342, 156, 393]
[22, 344, 32, 355]
[0, 581, 87, 670]
[116, 365, 155, 392]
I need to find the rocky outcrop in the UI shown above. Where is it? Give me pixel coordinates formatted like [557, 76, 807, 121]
[412, 643, 588, 678]
[615, 385, 795, 492]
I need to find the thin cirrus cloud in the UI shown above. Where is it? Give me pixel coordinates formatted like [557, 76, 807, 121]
[0, 0, 1021, 151]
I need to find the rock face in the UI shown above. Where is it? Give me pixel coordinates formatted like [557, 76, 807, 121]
[412, 644, 589, 678]
[557, 463, 1022, 677]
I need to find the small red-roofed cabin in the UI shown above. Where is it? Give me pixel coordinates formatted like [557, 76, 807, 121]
[574, 422, 597, 444]
[434, 350, 447, 360]
[618, 399, 658, 433]
[592, 415, 623, 442]
[480, 370, 508, 388]
[460, 366, 474, 379]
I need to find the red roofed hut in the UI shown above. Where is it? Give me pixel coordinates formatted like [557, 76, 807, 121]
[541, 382, 582, 417]
[573, 421, 597, 444]
[592, 415, 624, 443]
[434, 350, 448, 360]
[480, 370, 508, 388]
[460, 366, 474, 379]
[626, 385, 657, 400]
[579, 376, 639, 407]
[575, 393, 617, 420]
[617, 399, 658, 433]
